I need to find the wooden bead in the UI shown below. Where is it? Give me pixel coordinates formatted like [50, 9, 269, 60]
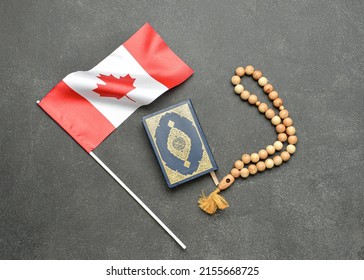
[266, 145, 275, 155]
[240, 168, 249, 178]
[258, 77, 268, 87]
[234, 160, 244, 169]
[265, 109, 275, 119]
[287, 144, 296, 154]
[245, 65, 254, 75]
[248, 164, 257, 175]
[283, 117, 293, 127]
[273, 98, 283, 108]
[276, 124, 286, 133]
[251, 153, 259, 163]
[279, 106, 285, 111]
[234, 84, 244, 94]
[281, 151, 291, 161]
[248, 94, 258, 105]
[274, 141, 283, 151]
[277, 133, 288, 142]
[273, 155, 283, 166]
[263, 84, 274, 94]
[235, 67, 245, 77]
[288, 135, 298, 145]
[268, 91, 279, 100]
[286, 126, 296, 136]
[230, 168, 241, 178]
[258, 149, 268, 160]
[255, 101, 261, 106]
[231, 75, 241, 85]
[258, 103, 268, 113]
[279, 109, 289, 119]
[240, 90, 250, 100]
[271, 116, 281, 125]
[242, 154, 251, 164]
[252, 70, 262, 80]
[256, 161, 266, 172]
[218, 174, 235, 191]
[265, 158, 274, 169]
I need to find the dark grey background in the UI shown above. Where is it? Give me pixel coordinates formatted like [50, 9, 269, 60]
[1, 0, 363, 260]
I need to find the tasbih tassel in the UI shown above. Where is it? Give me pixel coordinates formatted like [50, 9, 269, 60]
[198, 188, 228, 214]
[198, 174, 235, 214]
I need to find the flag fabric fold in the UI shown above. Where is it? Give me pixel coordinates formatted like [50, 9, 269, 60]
[38, 23, 194, 152]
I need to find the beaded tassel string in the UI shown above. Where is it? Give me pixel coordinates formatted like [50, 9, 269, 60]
[199, 65, 298, 214]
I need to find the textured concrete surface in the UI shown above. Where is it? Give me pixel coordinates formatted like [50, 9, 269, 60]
[0, 0, 363, 259]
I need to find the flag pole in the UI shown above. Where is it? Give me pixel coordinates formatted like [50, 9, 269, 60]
[36, 100, 185, 249]
[89, 151, 186, 250]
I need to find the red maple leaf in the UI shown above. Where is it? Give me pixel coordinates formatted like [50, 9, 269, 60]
[93, 74, 136, 101]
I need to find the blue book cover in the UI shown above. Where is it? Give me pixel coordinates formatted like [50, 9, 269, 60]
[142, 100, 217, 188]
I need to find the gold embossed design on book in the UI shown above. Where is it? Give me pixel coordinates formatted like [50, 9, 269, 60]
[166, 120, 192, 168]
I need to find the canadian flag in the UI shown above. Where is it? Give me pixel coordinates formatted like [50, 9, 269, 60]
[38, 23, 193, 152]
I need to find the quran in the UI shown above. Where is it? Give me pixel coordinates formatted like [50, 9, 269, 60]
[143, 100, 217, 188]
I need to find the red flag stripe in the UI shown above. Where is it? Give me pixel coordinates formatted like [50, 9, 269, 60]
[38, 81, 115, 153]
[123, 23, 194, 89]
